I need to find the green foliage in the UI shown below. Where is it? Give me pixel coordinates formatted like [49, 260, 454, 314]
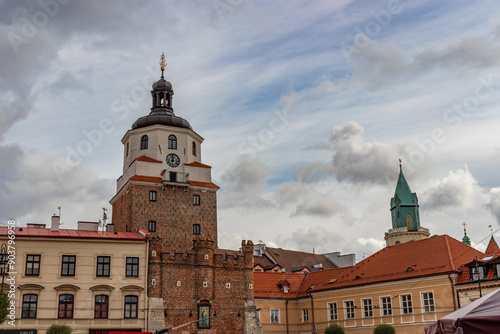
[46, 324, 72, 334]
[0, 289, 9, 324]
[373, 324, 396, 334]
[325, 323, 345, 334]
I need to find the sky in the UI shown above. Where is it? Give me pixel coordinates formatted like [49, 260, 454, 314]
[1, 0, 500, 261]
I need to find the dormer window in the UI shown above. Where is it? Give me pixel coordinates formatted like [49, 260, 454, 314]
[470, 266, 485, 281]
[141, 135, 148, 150]
[168, 135, 177, 149]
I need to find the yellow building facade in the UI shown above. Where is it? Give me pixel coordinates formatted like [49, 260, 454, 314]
[0, 222, 149, 334]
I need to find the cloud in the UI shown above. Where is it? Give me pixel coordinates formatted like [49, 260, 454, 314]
[0, 145, 114, 226]
[277, 225, 343, 254]
[421, 167, 484, 210]
[291, 198, 344, 218]
[351, 35, 500, 89]
[218, 158, 272, 209]
[487, 188, 500, 225]
[329, 122, 399, 184]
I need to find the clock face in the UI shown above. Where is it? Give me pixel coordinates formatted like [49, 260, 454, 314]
[166, 153, 180, 167]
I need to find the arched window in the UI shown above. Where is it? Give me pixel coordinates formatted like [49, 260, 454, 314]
[168, 135, 177, 149]
[141, 135, 148, 150]
[406, 214, 414, 231]
[192, 142, 196, 156]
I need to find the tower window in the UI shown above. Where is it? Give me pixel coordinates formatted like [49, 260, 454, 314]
[192, 142, 196, 156]
[141, 135, 148, 150]
[168, 135, 177, 149]
[149, 191, 157, 202]
[126, 142, 129, 157]
[406, 214, 414, 230]
[193, 195, 200, 205]
[193, 224, 201, 235]
[148, 221, 156, 232]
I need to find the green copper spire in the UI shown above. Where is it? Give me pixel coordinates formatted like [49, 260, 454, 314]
[390, 160, 420, 231]
[462, 223, 471, 246]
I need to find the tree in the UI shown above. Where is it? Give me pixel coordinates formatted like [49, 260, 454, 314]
[373, 324, 396, 334]
[46, 324, 72, 334]
[325, 323, 345, 334]
[0, 289, 9, 324]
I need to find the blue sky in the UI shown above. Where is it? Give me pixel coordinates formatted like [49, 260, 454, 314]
[1, 0, 500, 260]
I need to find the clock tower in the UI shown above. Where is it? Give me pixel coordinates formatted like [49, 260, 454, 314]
[110, 55, 259, 334]
[110, 53, 219, 251]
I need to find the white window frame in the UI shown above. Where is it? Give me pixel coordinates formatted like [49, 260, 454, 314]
[302, 309, 309, 323]
[421, 291, 435, 312]
[400, 294, 413, 314]
[344, 300, 355, 319]
[380, 296, 392, 316]
[362, 298, 373, 318]
[270, 308, 280, 323]
[328, 302, 338, 321]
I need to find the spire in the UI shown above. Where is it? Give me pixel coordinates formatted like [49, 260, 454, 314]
[390, 160, 420, 231]
[485, 235, 500, 255]
[462, 222, 471, 246]
[150, 53, 174, 114]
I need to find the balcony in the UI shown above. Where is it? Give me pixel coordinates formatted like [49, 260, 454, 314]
[162, 171, 189, 184]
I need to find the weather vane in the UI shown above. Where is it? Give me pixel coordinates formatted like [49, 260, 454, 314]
[159, 52, 167, 78]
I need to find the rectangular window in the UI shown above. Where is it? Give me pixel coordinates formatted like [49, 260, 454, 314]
[270, 309, 280, 323]
[328, 302, 338, 320]
[193, 224, 201, 235]
[124, 295, 138, 318]
[193, 195, 201, 205]
[0, 253, 8, 275]
[96, 256, 110, 276]
[95, 295, 109, 319]
[22, 294, 37, 318]
[302, 309, 309, 323]
[422, 292, 435, 312]
[149, 191, 157, 202]
[362, 298, 373, 318]
[61, 255, 76, 276]
[470, 266, 485, 281]
[126, 257, 139, 277]
[25, 254, 41, 276]
[401, 294, 413, 314]
[148, 221, 156, 232]
[345, 300, 355, 319]
[381, 296, 392, 316]
[58, 294, 74, 318]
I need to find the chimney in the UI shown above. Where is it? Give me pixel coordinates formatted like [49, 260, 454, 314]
[51, 215, 60, 231]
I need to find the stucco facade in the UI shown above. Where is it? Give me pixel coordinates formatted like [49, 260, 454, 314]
[0, 226, 149, 334]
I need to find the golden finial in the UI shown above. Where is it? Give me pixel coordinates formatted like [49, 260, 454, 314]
[463, 222, 467, 231]
[159, 52, 167, 78]
[399, 158, 402, 166]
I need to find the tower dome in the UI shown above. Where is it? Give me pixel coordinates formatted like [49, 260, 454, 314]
[131, 53, 191, 130]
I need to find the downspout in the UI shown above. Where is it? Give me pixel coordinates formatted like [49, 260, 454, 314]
[448, 273, 457, 311]
[145, 237, 150, 331]
[309, 293, 316, 333]
[286, 300, 289, 334]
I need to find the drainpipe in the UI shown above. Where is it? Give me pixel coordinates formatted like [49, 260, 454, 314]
[285, 300, 289, 334]
[309, 293, 316, 333]
[448, 273, 457, 311]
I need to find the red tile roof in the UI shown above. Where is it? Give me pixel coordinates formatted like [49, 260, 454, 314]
[253, 272, 306, 299]
[130, 175, 163, 183]
[485, 236, 500, 256]
[0, 227, 147, 241]
[188, 180, 220, 189]
[253, 235, 485, 298]
[136, 156, 162, 163]
[185, 161, 212, 168]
